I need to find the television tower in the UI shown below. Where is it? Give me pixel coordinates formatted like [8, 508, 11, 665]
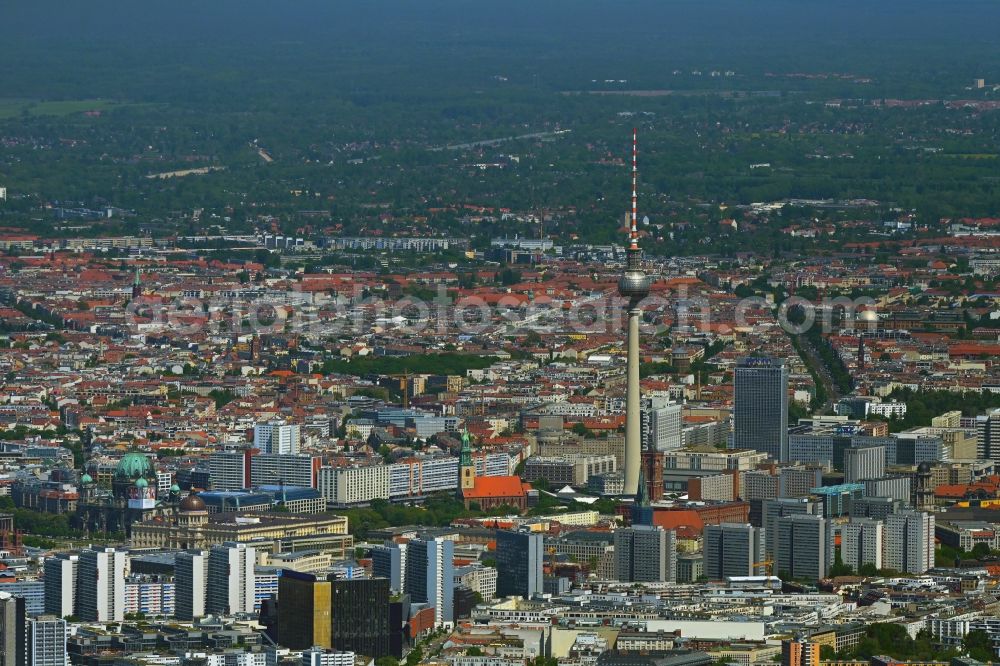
[618, 128, 650, 498]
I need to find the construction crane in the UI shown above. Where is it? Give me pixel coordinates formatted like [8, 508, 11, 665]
[753, 560, 774, 576]
[389, 371, 413, 409]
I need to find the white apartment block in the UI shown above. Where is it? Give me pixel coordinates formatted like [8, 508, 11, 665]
[253, 420, 300, 454]
[840, 518, 884, 571]
[124, 579, 175, 616]
[884, 511, 935, 574]
[318, 465, 390, 505]
[206, 543, 256, 615]
[76, 548, 126, 622]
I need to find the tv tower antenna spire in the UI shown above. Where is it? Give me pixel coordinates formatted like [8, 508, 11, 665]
[630, 127, 639, 251]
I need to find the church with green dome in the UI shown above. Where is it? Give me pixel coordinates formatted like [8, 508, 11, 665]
[74, 451, 179, 536]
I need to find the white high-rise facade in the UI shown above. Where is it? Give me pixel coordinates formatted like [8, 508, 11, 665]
[76, 548, 126, 622]
[404, 537, 454, 628]
[841, 518, 884, 571]
[642, 397, 682, 452]
[253, 420, 300, 455]
[206, 543, 256, 615]
[884, 511, 934, 574]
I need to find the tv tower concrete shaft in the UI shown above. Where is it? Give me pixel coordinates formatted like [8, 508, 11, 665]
[618, 128, 650, 497]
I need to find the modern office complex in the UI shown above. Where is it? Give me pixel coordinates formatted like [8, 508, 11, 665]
[278, 570, 332, 650]
[762, 498, 822, 557]
[371, 543, 405, 594]
[843, 445, 886, 483]
[206, 542, 256, 615]
[703, 523, 766, 580]
[495, 529, 544, 598]
[614, 525, 677, 583]
[773, 514, 833, 580]
[642, 398, 682, 452]
[733, 357, 789, 461]
[76, 547, 126, 622]
[404, 537, 454, 627]
[43, 554, 77, 618]
[175, 550, 209, 621]
[330, 577, 390, 658]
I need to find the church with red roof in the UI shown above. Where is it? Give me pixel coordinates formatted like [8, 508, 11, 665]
[457, 430, 530, 513]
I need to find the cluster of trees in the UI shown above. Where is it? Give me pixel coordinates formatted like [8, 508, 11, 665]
[828, 623, 993, 663]
[319, 353, 495, 379]
[936, 542, 1000, 567]
[335, 493, 518, 539]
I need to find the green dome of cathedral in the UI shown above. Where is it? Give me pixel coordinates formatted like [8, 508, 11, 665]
[115, 452, 155, 480]
[80, 473, 93, 484]
[135, 478, 149, 488]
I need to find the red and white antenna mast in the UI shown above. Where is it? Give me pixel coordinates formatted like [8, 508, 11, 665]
[630, 127, 639, 250]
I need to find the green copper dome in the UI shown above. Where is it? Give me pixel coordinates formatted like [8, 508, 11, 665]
[115, 452, 155, 480]
[80, 473, 93, 484]
[135, 478, 149, 488]
[170, 484, 181, 493]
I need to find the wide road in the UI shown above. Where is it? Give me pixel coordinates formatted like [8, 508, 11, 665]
[795, 332, 841, 414]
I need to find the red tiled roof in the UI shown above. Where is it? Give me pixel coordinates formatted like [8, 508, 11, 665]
[462, 476, 528, 500]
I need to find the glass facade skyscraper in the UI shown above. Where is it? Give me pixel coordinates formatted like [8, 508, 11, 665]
[495, 529, 543, 599]
[733, 357, 789, 461]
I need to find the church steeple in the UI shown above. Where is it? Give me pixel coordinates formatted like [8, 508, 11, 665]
[459, 429, 476, 492]
[631, 467, 654, 526]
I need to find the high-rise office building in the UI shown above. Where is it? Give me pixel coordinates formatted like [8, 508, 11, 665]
[174, 550, 209, 621]
[703, 523, 766, 580]
[733, 357, 789, 461]
[206, 542, 256, 615]
[0, 592, 25, 666]
[840, 518, 884, 572]
[977, 410, 1000, 462]
[782, 638, 820, 666]
[773, 514, 833, 580]
[495, 529, 544, 598]
[278, 570, 331, 650]
[642, 398, 682, 452]
[762, 497, 821, 557]
[329, 577, 390, 658]
[76, 547, 126, 622]
[404, 538, 454, 627]
[850, 496, 902, 521]
[254, 420, 301, 455]
[207, 451, 251, 491]
[371, 543, 405, 594]
[43, 554, 77, 618]
[884, 511, 935, 574]
[843, 445, 886, 483]
[614, 525, 677, 583]
[27, 615, 67, 666]
[251, 453, 318, 488]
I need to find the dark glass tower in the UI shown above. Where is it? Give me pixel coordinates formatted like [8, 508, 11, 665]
[733, 357, 789, 461]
